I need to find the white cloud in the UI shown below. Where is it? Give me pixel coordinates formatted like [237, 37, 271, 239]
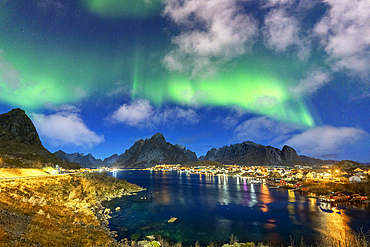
[106, 99, 199, 127]
[232, 116, 304, 144]
[163, 0, 258, 76]
[45, 103, 80, 113]
[162, 107, 199, 124]
[216, 107, 246, 129]
[232, 117, 368, 159]
[263, 8, 299, 51]
[314, 0, 370, 76]
[265, 0, 294, 6]
[262, 3, 310, 58]
[285, 126, 368, 157]
[31, 107, 104, 149]
[290, 69, 332, 95]
[107, 99, 154, 127]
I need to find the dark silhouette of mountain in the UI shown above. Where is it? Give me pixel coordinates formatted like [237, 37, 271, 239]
[299, 155, 338, 166]
[203, 141, 305, 166]
[54, 150, 104, 168]
[0, 108, 79, 169]
[113, 133, 198, 168]
[0, 108, 42, 146]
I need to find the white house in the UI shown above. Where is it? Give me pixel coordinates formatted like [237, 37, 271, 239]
[349, 175, 361, 183]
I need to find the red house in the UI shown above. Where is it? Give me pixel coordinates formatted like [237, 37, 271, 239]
[294, 182, 302, 188]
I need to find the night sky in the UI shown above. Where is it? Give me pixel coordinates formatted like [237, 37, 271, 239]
[1, 0, 369, 162]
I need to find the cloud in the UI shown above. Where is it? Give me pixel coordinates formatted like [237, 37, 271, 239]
[262, 2, 310, 58]
[216, 107, 246, 129]
[107, 99, 154, 127]
[285, 126, 368, 157]
[106, 99, 199, 127]
[31, 106, 104, 149]
[232, 117, 368, 159]
[44, 103, 80, 113]
[232, 116, 304, 144]
[263, 8, 299, 51]
[314, 0, 370, 76]
[290, 69, 332, 95]
[161, 107, 199, 124]
[163, 0, 258, 76]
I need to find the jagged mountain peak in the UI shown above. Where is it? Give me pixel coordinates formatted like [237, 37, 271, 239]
[114, 133, 197, 168]
[0, 108, 42, 146]
[150, 132, 166, 142]
[204, 141, 304, 166]
[0, 109, 80, 169]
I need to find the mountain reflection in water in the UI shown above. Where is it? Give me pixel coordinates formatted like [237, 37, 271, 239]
[106, 170, 370, 246]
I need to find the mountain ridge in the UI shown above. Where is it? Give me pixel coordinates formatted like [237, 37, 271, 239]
[203, 141, 305, 166]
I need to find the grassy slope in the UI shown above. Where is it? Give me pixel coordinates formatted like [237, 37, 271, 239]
[0, 168, 47, 178]
[0, 172, 143, 246]
[0, 141, 81, 169]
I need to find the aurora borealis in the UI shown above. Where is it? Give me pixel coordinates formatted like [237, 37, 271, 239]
[0, 0, 369, 161]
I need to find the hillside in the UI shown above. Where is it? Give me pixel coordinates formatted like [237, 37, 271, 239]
[0, 168, 47, 178]
[0, 109, 79, 169]
[0, 172, 143, 246]
[331, 160, 366, 171]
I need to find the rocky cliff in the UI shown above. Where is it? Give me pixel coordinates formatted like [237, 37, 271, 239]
[0, 108, 42, 146]
[0, 108, 79, 169]
[113, 133, 198, 168]
[204, 141, 305, 166]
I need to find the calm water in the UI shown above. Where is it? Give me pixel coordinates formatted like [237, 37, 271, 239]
[104, 170, 370, 246]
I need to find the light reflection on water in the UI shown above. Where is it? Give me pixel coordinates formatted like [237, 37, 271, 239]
[104, 171, 370, 246]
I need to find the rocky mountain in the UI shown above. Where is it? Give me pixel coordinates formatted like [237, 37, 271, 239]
[0, 108, 79, 169]
[103, 153, 120, 165]
[299, 155, 338, 167]
[203, 141, 305, 166]
[113, 133, 198, 168]
[54, 150, 104, 168]
[332, 160, 365, 170]
[0, 108, 42, 146]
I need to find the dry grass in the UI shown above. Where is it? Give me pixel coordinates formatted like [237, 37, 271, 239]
[0, 171, 143, 246]
[0, 168, 47, 178]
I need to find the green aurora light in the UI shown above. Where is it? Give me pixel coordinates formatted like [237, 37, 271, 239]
[136, 69, 315, 127]
[81, 0, 162, 18]
[0, 1, 315, 128]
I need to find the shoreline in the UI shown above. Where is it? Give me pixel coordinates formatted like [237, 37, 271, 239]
[0, 171, 144, 246]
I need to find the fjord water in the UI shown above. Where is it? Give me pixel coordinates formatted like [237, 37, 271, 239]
[105, 170, 370, 246]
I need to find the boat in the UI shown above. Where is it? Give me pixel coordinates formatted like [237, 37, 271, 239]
[319, 205, 342, 214]
[319, 206, 333, 213]
[168, 217, 177, 223]
[250, 180, 261, 184]
[305, 195, 319, 199]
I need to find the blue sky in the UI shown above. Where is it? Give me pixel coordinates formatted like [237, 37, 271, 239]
[0, 0, 369, 162]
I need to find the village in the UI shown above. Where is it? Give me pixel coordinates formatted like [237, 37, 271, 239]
[147, 163, 370, 204]
[58, 162, 370, 204]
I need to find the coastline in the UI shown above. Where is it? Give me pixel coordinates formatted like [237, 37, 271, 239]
[0, 171, 144, 246]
